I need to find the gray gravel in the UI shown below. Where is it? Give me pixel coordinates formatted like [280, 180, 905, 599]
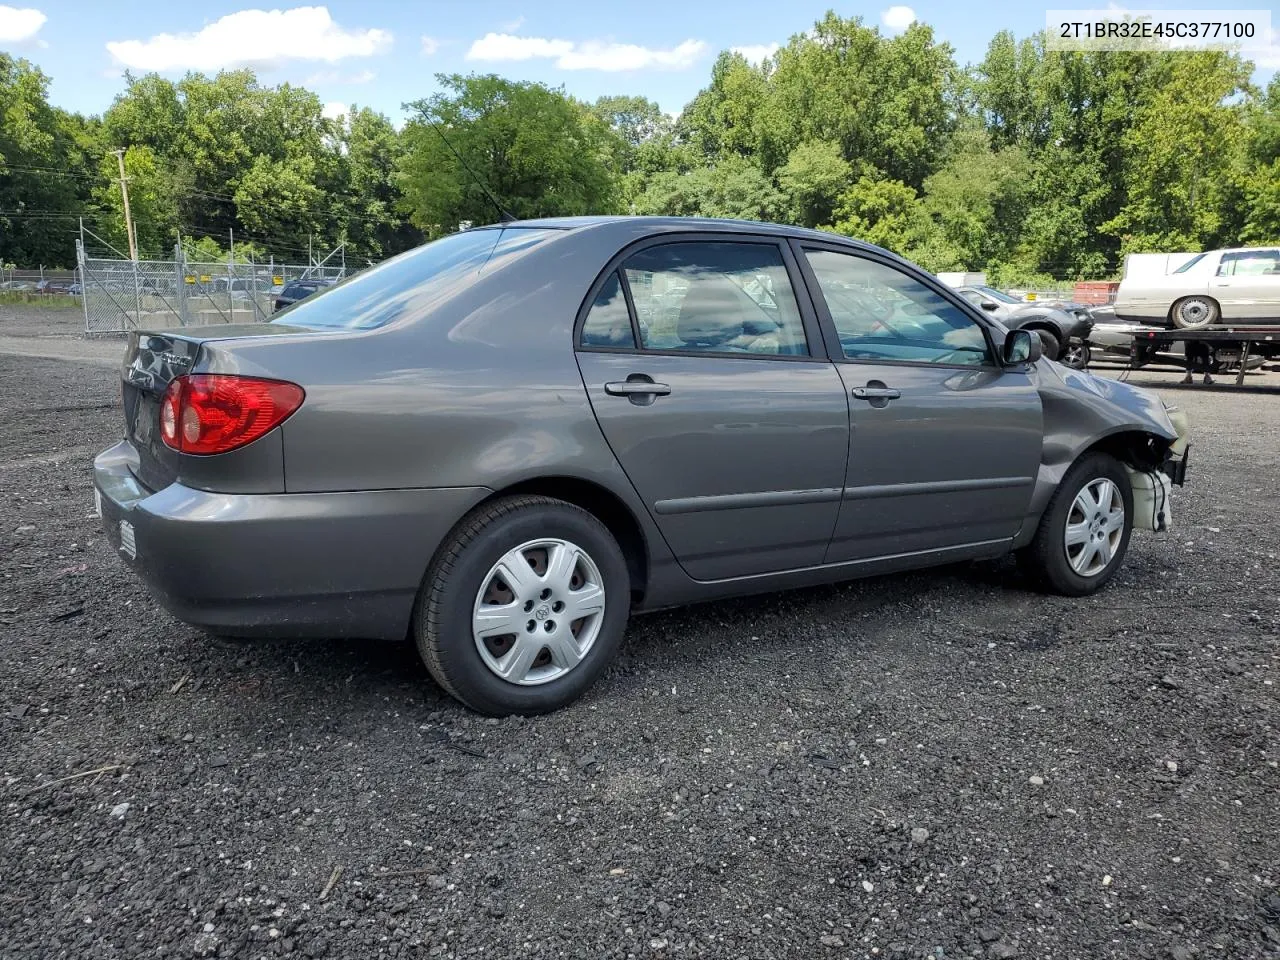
[3, 307, 1279, 959]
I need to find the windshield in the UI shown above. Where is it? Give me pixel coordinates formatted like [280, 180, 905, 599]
[1172, 253, 1206, 274]
[273, 227, 555, 330]
[973, 285, 1020, 304]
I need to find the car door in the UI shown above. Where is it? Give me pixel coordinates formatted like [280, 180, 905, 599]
[574, 237, 850, 581]
[794, 242, 1044, 563]
[1210, 250, 1280, 320]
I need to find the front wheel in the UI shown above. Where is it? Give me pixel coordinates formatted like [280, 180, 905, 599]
[1060, 340, 1091, 369]
[1019, 453, 1134, 596]
[1171, 296, 1219, 330]
[1033, 330, 1061, 361]
[414, 495, 631, 715]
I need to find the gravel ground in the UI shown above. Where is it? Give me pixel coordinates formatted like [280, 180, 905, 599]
[2, 307, 1279, 960]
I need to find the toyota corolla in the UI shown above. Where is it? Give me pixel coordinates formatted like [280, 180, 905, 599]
[95, 217, 1190, 715]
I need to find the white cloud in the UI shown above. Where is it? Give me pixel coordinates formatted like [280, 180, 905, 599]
[498, 16, 525, 33]
[421, 34, 439, 55]
[0, 5, 46, 43]
[467, 33, 573, 62]
[880, 5, 916, 32]
[466, 32, 706, 71]
[732, 42, 779, 64]
[106, 6, 391, 72]
[321, 100, 347, 120]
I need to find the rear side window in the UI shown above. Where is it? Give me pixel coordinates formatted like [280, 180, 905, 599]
[618, 241, 808, 356]
[581, 272, 636, 348]
[274, 228, 554, 329]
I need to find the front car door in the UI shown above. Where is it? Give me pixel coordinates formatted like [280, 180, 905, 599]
[574, 237, 849, 581]
[794, 243, 1044, 563]
[1210, 249, 1280, 320]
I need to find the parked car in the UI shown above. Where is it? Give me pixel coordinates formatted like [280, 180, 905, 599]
[36, 279, 76, 295]
[954, 285, 1092, 366]
[273, 277, 335, 312]
[94, 217, 1189, 715]
[1114, 246, 1280, 329]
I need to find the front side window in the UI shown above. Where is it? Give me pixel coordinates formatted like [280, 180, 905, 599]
[620, 242, 809, 356]
[804, 249, 992, 366]
[1217, 251, 1280, 277]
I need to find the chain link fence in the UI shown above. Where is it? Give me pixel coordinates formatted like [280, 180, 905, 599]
[77, 242, 346, 335]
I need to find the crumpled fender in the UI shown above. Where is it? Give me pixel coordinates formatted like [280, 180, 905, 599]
[1013, 361, 1180, 547]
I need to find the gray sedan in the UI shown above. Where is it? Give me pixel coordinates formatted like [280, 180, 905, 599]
[95, 217, 1190, 715]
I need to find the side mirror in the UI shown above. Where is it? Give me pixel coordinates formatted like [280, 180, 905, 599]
[1003, 329, 1041, 364]
[980, 300, 1000, 312]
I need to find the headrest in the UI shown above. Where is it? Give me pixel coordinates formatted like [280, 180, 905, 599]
[677, 278, 744, 347]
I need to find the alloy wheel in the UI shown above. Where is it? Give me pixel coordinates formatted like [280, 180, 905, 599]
[1063, 478, 1126, 577]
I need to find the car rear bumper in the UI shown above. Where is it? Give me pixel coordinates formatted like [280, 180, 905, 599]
[94, 439, 489, 640]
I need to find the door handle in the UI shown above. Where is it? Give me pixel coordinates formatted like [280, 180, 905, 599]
[605, 379, 671, 397]
[851, 386, 901, 400]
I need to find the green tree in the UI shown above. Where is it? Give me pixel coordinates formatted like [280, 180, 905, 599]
[757, 15, 955, 186]
[1103, 52, 1252, 252]
[827, 176, 934, 256]
[632, 156, 784, 221]
[777, 140, 852, 228]
[335, 106, 422, 263]
[920, 123, 1032, 271]
[1239, 76, 1280, 244]
[0, 54, 93, 266]
[399, 74, 620, 235]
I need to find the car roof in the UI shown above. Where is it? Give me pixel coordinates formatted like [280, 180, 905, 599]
[473, 215, 895, 258]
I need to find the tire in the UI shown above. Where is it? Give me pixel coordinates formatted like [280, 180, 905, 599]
[1171, 296, 1219, 330]
[1018, 452, 1134, 596]
[1032, 329, 1061, 361]
[414, 495, 631, 715]
[1060, 340, 1091, 370]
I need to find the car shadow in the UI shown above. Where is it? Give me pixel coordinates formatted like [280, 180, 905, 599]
[173, 557, 1032, 719]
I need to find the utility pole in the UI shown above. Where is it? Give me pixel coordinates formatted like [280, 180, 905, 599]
[113, 149, 138, 261]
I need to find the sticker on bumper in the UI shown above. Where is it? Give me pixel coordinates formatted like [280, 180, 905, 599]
[119, 520, 136, 560]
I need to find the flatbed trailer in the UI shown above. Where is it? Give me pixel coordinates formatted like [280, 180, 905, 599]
[1128, 324, 1280, 385]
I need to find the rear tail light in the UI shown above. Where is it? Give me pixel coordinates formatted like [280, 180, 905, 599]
[159, 375, 305, 455]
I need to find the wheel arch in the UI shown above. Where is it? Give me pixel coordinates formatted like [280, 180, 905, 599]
[1014, 427, 1173, 548]
[1017, 316, 1067, 339]
[476, 476, 651, 604]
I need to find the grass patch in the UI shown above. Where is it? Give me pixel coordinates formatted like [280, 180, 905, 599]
[0, 293, 82, 309]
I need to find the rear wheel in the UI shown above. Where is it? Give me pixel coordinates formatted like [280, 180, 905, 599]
[1171, 296, 1218, 330]
[1019, 453, 1134, 596]
[414, 495, 630, 715]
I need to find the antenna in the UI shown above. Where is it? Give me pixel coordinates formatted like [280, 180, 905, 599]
[424, 116, 517, 225]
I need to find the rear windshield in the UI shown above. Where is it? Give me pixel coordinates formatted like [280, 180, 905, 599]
[273, 227, 554, 330]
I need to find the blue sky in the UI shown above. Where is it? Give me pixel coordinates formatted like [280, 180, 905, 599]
[2, 1, 1276, 123]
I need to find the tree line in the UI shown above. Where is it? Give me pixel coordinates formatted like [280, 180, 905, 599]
[2, 12, 1277, 282]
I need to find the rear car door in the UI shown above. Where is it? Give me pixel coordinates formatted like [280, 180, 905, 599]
[794, 243, 1043, 563]
[574, 237, 849, 581]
